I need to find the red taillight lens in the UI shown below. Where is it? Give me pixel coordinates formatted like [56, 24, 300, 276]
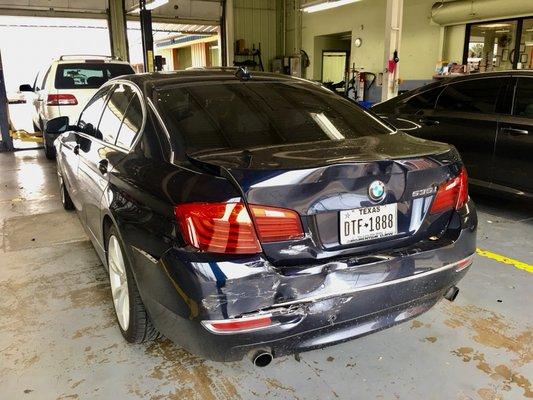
[174, 202, 304, 254]
[204, 315, 273, 333]
[250, 204, 304, 242]
[430, 167, 468, 214]
[174, 202, 261, 254]
[46, 94, 78, 106]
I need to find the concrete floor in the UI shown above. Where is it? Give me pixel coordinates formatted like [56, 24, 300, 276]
[1, 149, 531, 400]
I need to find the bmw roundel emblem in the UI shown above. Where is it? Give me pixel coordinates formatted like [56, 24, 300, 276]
[368, 180, 386, 202]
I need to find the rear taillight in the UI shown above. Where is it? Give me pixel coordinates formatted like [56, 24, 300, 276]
[430, 167, 468, 214]
[250, 204, 304, 242]
[174, 202, 261, 254]
[46, 94, 78, 106]
[174, 202, 304, 254]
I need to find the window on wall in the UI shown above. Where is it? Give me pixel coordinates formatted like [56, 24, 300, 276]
[464, 17, 533, 72]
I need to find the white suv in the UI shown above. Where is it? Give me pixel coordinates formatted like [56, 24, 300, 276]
[19, 55, 135, 158]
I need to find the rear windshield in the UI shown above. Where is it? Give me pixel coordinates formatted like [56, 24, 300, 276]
[55, 63, 134, 89]
[156, 81, 394, 153]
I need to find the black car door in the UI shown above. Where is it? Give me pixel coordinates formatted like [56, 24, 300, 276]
[493, 76, 533, 195]
[420, 77, 508, 185]
[76, 84, 135, 246]
[59, 131, 82, 210]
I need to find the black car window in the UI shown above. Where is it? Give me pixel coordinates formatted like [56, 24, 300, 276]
[55, 63, 134, 89]
[436, 78, 503, 114]
[77, 87, 111, 139]
[399, 86, 443, 113]
[116, 94, 143, 149]
[156, 81, 394, 153]
[513, 78, 533, 118]
[98, 84, 135, 145]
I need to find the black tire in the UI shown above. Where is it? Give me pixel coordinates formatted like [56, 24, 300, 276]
[106, 226, 159, 343]
[44, 141, 55, 159]
[59, 177, 75, 210]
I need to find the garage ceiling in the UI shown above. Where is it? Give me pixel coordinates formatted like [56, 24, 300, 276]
[0, 0, 221, 23]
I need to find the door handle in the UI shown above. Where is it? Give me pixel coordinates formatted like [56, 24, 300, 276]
[419, 117, 440, 126]
[98, 160, 108, 175]
[501, 127, 528, 136]
[73, 145, 79, 155]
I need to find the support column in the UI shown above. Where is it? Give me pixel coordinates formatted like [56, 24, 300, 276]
[108, 0, 130, 61]
[0, 50, 14, 152]
[224, 0, 234, 67]
[140, 0, 154, 72]
[381, 0, 403, 101]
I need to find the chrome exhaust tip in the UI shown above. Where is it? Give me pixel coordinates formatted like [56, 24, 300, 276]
[444, 286, 459, 302]
[251, 350, 273, 367]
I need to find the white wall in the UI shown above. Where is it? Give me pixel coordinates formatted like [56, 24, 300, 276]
[302, 0, 387, 80]
[233, 0, 278, 70]
[300, 0, 470, 81]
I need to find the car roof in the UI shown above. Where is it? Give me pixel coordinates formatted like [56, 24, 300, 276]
[114, 68, 316, 94]
[388, 70, 533, 103]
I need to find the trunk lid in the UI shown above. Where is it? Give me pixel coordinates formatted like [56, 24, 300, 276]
[187, 132, 462, 265]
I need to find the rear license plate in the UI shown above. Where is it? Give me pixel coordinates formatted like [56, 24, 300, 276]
[339, 203, 398, 244]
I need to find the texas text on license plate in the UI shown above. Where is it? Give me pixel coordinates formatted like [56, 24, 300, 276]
[339, 203, 398, 244]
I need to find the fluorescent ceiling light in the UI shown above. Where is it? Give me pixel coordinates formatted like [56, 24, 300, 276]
[476, 23, 511, 29]
[302, 0, 362, 13]
[495, 29, 510, 33]
[130, 0, 169, 13]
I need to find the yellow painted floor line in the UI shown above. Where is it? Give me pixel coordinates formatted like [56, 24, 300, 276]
[476, 248, 533, 274]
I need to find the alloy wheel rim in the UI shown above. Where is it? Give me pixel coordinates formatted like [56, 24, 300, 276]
[108, 235, 130, 331]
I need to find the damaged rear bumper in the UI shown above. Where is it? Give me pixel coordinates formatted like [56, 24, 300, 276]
[131, 207, 477, 362]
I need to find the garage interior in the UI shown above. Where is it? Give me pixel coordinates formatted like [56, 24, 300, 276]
[0, 0, 532, 399]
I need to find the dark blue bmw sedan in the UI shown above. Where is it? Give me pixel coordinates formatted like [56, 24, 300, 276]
[49, 68, 477, 365]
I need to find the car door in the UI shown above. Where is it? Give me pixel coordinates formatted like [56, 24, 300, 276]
[493, 76, 533, 195]
[76, 84, 134, 245]
[58, 130, 82, 210]
[422, 77, 509, 185]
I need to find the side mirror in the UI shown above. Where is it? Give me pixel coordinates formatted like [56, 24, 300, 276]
[19, 84, 33, 92]
[45, 116, 70, 135]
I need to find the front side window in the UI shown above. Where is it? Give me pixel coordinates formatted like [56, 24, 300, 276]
[55, 63, 134, 89]
[436, 78, 504, 114]
[513, 78, 533, 118]
[78, 87, 111, 138]
[156, 81, 394, 153]
[98, 84, 136, 145]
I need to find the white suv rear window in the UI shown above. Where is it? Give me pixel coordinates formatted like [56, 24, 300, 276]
[55, 63, 134, 89]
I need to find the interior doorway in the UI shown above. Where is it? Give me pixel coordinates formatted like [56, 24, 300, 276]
[313, 31, 351, 83]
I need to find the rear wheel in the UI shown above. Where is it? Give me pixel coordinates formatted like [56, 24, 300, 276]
[58, 175, 74, 210]
[106, 226, 158, 343]
[33, 121, 41, 133]
[44, 139, 55, 159]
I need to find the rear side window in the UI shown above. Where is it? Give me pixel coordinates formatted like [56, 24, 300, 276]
[400, 87, 443, 113]
[436, 78, 503, 114]
[78, 87, 111, 138]
[55, 63, 134, 89]
[156, 81, 394, 153]
[513, 78, 533, 118]
[116, 95, 143, 149]
[98, 84, 136, 145]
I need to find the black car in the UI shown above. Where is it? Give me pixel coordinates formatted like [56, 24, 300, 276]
[50, 69, 477, 364]
[373, 71, 533, 198]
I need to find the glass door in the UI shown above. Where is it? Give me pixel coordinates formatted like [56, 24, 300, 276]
[518, 18, 533, 69]
[466, 20, 518, 72]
